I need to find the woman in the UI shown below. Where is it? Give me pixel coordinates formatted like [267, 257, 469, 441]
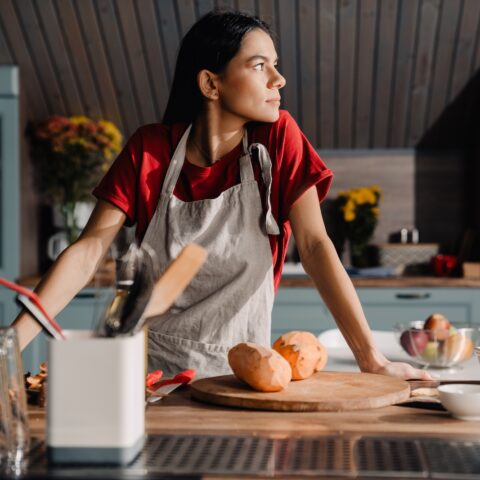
[13, 10, 430, 380]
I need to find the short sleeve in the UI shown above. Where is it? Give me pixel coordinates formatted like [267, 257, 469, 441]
[272, 111, 333, 222]
[92, 129, 143, 225]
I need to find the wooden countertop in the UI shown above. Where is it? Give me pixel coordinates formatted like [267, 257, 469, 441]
[28, 384, 480, 440]
[281, 275, 480, 288]
[16, 256, 480, 289]
[17, 271, 480, 289]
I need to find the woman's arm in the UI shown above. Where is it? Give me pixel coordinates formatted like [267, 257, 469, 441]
[289, 186, 431, 380]
[12, 199, 127, 349]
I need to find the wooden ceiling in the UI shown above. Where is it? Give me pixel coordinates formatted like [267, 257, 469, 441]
[1, 0, 480, 148]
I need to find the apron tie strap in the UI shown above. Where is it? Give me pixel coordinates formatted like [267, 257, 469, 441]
[249, 143, 280, 236]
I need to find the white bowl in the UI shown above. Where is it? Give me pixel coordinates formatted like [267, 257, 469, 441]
[438, 384, 480, 421]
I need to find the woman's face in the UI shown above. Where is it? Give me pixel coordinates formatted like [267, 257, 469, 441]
[214, 28, 286, 124]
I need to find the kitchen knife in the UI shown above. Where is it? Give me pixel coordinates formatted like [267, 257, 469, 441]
[114, 243, 159, 336]
[140, 244, 208, 324]
[147, 369, 196, 404]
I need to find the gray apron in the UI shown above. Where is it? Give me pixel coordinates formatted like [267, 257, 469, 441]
[144, 125, 280, 378]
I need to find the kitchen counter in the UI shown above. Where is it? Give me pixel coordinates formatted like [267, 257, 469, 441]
[15, 259, 480, 289]
[280, 263, 480, 288]
[27, 382, 480, 440]
[17, 272, 480, 289]
[282, 275, 480, 288]
[23, 375, 480, 479]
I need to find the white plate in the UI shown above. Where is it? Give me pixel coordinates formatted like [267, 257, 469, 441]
[318, 329, 411, 362]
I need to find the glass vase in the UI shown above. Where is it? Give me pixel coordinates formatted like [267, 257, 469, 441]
[349, 240, 370, 268]
[62, 202, 79, 244]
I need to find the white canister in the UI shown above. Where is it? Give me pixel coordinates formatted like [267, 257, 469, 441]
[47, 330, 145, 465]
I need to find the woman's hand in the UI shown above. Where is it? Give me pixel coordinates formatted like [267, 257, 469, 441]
[357, 347, 433, 381]
[366, 359, 433, 381]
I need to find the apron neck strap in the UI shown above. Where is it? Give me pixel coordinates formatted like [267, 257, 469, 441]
[248, 143, 280, 236]
[160, 125, 280, 236]
[161, 125, 192, 197]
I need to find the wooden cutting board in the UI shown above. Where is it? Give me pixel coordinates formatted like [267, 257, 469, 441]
[190, 371, 410, 412]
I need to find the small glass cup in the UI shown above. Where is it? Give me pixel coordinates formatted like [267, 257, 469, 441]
[0, 327, 30, 475]
[0, 349, 12, 472]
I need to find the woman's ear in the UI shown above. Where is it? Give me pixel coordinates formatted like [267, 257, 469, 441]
[197, 70, 219, 100]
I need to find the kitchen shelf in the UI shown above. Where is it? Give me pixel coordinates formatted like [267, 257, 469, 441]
[281, 273, 480, 288]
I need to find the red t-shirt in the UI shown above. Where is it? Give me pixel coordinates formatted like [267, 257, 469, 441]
[93, 110, 333, 291]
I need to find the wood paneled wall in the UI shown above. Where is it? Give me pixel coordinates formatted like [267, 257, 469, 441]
[1, 0, 480, 148]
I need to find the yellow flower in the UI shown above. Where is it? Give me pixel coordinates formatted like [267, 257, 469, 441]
[70, 115, 91, 125]
[343, 199, 356, 222]
[371, 207, 380, 217]
[102, 148, 114, 161]
[66, 138, 90, 149]
[99, 120, 123, 147]
[364, 188, 377, 204]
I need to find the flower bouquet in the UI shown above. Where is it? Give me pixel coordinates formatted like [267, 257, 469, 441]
[337, 185, 381, 268]
[28, 115, 122, 242]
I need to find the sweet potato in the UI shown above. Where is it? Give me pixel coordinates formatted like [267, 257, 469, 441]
[228, 342, 292, 392]
[272, 331, 328, 380]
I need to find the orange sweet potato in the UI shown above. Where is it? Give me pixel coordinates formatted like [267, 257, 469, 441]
[228, 342, 292, 392]
[272, 331, 328, 380]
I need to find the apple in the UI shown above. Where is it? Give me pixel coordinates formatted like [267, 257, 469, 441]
[444, 334, 474, 363]
[400, 329, 429, 356]
[424, 313, 451, 340]
[421, 341, 440, 363]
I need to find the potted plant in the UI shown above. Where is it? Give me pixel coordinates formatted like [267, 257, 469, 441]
[28, 115, 122, 245]
[337, 185, 382, 268]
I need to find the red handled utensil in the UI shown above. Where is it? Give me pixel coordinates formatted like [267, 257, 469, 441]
[146, 369, 196, 404]
[146, 369, 163, 388]
[0, 277, 65, 340]
[16, 294, 64, 341]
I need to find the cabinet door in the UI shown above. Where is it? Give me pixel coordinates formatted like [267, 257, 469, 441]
[357, 288, 477, 330]
[0, 291, 19, 328]
[21, 288, 113, 373]
[272, 288, 334, 340]
[0, 67, 20, 283]
[273, 286, 480, 342]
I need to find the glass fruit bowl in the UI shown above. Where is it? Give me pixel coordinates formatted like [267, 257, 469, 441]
[394, 321, 478, 368]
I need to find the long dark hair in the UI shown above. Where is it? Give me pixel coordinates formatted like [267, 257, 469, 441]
[162, 10, 272, 125]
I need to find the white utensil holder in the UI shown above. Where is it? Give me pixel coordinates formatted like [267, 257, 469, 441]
[47, 330, 145, 465]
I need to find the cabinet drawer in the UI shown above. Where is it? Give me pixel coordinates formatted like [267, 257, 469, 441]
[272, 286, 480, 341]
[272, 288, 335, 338]
[357, 288, 476, 329]
[56, 289, 113, 330]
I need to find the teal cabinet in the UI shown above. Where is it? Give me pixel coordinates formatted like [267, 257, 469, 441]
[272, 286, 480, 340]
[0, 66, 20, 326]
[271, 288, 335, 340]
[357, 288, 480, 328]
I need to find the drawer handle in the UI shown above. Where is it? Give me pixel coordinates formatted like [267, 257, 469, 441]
[395, 293, 431, 300]
[74, 293, 96, 299]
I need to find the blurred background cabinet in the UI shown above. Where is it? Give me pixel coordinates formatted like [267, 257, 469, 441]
[21, 288, 113, 373]
[272, 286, 480, 340]
[0, 65, 114, 372]
[0, 66, 21, 331]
